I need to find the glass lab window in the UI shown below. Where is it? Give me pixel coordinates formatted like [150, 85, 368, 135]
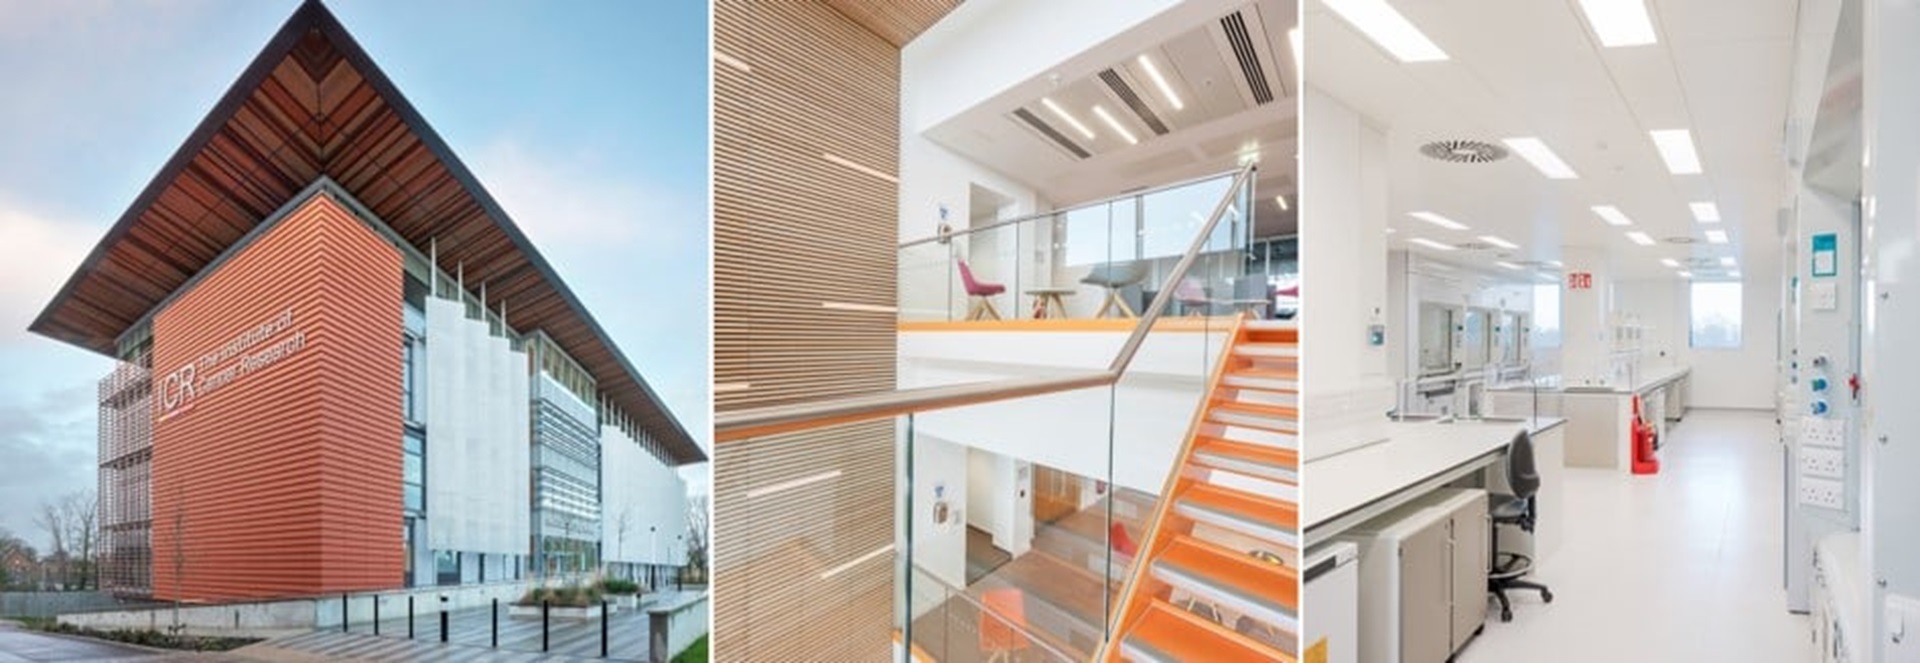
[1501, 312, 1527, 365]
[1691, 281, 1743, 348]
[1419, 303, 1456, 375]
[1461, 308, 1492, 369]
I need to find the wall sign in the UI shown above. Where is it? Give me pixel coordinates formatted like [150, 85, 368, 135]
[1567, 272, 1593, 290]
[1811, 232, 1838, 278]
[158, 307, 306, 419]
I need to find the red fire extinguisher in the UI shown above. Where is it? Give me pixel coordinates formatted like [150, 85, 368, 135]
[1631, 395, 1660, 474]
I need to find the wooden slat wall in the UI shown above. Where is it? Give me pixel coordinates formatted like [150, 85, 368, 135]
[712, 1, 902, 660]
[820, 0, 964, 48]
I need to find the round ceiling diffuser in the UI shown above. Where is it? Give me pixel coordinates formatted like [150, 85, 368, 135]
[1665, 236, 1698, 244]
[1419, 139, 1510, 164]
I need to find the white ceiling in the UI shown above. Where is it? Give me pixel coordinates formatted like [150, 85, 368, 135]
[922, 0, 1299, 235]
[1308, 0, 1798, 280]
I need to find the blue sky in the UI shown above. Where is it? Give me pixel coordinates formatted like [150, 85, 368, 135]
[0, 0, 712, 551]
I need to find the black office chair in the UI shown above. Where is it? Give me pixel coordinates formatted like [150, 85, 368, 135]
[1489, 429, 1554, 622]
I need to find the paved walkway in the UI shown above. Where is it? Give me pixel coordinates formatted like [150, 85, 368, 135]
[238, 590, 701, 662]
[0, 621, 172, 662]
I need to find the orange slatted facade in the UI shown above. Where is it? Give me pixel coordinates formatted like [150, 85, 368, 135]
[149, 193, 402, 602]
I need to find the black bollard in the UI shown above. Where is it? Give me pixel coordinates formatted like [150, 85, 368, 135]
[373, 597, 380, 636]
[542, 600, 550, 652]
[408, 596, 415, 639]
[439, 596, 448, 643]
[491, 598, 498, 648]
[600, 600, 608, 657]
[340, 594, 348, 633]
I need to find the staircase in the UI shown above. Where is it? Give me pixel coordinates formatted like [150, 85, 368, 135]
[1103, 316, 1300, 662]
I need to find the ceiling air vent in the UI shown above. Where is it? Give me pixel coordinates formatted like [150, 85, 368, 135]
[1420, 140, 1509, 164]
[1220, 12, 1275, 105]
[1665, 236, 1698, 244]
[1012, 108, 1091, 159]
[1454, 241, 1499, 251]
[1099, 69, 1170, 136]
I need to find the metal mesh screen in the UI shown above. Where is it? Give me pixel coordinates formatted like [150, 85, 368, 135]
[97, 353, 152, 597]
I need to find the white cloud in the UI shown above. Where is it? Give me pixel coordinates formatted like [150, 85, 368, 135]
[0, 200, 93, 345]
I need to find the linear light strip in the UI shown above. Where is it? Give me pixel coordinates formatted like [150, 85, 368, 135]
[714, 51, 751, 73]
[1479, 235, 1519, 249]
[1650, 129, 1702, 174]
[819, 544, 895, 580]
[745, 470, 843, 499]
[1626, 231, 1655, 246]
[821, 302, 899, 313]
[1502, 137, 1579, 179]
[822, 153, 899, 184]
[1137, 54, 1183, 110]
[1591, 205, 1633, 226]
[1409, 211, 1467, 230]
[1092, 105, 1138, 145]
[1408, 237, 1456, 251]
[1042, 97, 1095, 139]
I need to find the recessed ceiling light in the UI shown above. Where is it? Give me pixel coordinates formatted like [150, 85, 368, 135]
[1408, 237, 1456, 251]
[1322, 0, 1449, 62]
[1479, 235, 1519, 249]
[1704, 229, 1729, 244]
[1729, 270, 1742, 278]
[1591, 205, 1633, 226]
[1719, 256, 1737, 266]
[1409, 211, 1468, 230]
[1502, 137, 1579, 179]
[1090, 105, 1137, 145]
[1495, 261, 1523, 270]
[1678, 271, 1694, 279]
[1650, 129, 1703, 174]
[1137, 54, 1183, 111]
[1626, 231, 1656, 246]
[1041, 97, 1094, 140]
[1275, 195, 1289, 211]
[1661, 258, 1680, 268]
[1690, 202, 1721, 223]
[1546, 260, 1564, 268]
[1386, 227, 1397, 234]
[1577, 0, 1658, 47]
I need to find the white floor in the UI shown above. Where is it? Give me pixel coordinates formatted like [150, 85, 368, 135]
[1458, 409, 1817, 662]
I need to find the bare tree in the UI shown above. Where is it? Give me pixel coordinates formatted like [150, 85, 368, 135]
[34, 500, 67, 589]
[613, 507, 633, 576]
[61, 491, 97, 591]
[684, 495, 708, 579]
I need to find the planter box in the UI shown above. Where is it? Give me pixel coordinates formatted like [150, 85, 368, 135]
[610, 594, 640, 610]
[508, 603, 614, 621]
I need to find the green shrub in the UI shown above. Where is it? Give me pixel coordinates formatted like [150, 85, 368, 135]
[600, 578, 641, 595]
[515, 582, 605, 607]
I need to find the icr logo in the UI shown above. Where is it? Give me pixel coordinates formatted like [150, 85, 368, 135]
[160, 364, 197, 415]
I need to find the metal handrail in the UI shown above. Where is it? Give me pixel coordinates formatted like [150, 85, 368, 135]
[715, 164, 1255, 442]
[897, 167, 1247, 249]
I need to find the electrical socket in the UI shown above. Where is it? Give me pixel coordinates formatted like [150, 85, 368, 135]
[1801, 447, 1846, 479]
[1799, 477, 1845, 510]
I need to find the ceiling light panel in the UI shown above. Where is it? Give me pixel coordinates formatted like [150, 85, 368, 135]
[1041, 97, 1095, 139]
[1650, 129, 1702, 174]
[1690, 202, 1721, 223]
[1591, 205, 1633, 226]
[1496, 261, 1522, 270]
[1626, 231, 1655, 246]
[1408, 237, 1456, 251]
[1321, 0, 1449, 62]
[1275, 195, 1289, 211]
[1720, 256, 1737, 266]
[1661, 258, 1680, 268]
[1479, 235, 1519, 249]
[1577, 0, 1658, 47]
[1409, 211, 1468, 230]
[1705, 229, 1729, 244]
[1502, 137, 1579, 179]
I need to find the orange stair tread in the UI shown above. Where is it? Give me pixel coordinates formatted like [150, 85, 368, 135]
[1195, 437, 1299, 468]
[1157, 535, 1298, 611]
[1210, 400, 1300, 419]
[1182, 482, 1298, 530]
[1123, 599, 1294, 663]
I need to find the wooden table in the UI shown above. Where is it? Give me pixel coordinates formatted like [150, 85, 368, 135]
[1025, 287, 1077, 319]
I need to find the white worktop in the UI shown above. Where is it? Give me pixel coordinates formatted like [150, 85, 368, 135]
[1304, 417, 1566, 540]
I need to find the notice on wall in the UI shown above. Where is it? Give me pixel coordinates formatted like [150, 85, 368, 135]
[1812, 232, 1838, 278]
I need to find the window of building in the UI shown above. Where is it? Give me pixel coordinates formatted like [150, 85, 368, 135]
[403, 427, 425, 514]
[401, 336, 425, 424]
[1690, 281, 1743, 348]
[436, 550, 460, 586]
[1532, 284, 1561, 348]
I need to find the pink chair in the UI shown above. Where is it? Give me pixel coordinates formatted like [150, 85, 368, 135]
[1174, 278, 1210, 316]
[957, 259, 1006, 321]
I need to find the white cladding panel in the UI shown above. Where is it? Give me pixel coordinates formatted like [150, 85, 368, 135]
[425, 296, 532, 555]
[600, 423, 689, 565]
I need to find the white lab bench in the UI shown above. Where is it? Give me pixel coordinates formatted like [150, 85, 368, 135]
[1486, 366, 1688, 473]
[1303, 417, 1567, 558]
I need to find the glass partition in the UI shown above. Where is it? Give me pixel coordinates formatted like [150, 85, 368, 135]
[897, 171, 1261, 324]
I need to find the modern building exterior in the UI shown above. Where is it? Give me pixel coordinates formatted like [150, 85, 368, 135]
[32, 1, 703, 603]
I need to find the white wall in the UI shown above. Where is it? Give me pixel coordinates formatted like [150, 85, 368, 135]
[897, 134, 1046, 320]
[1300, 86, 1393, 459]
[966, 447, 997, 532]
[600, 425, 690, 566]
[899, 328, 1226, 493]
[1611, 265, 1781, 410]
[910, 434, 970, 589]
